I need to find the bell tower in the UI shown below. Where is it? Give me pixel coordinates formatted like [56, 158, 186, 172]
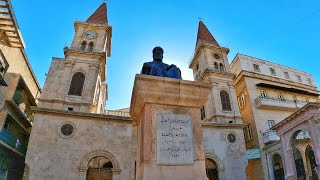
[189, 21, 242, 124]
[39, 3, 112, 113]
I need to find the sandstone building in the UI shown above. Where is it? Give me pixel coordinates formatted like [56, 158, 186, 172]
[0, 0, 41, 179]
[25, 3, 248, 180]
[230, 54, 319, 180]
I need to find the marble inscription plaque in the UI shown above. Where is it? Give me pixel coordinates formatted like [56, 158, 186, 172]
[157, 113, 194, 165]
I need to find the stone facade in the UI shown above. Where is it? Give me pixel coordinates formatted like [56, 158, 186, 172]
[230, 54, 319, 180]
[26, 108, 135, 180]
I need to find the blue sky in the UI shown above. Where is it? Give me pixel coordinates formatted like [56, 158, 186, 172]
[12, 0, 320, 110]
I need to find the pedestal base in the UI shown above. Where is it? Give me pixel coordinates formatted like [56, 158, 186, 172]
[130, 75, 212, 180]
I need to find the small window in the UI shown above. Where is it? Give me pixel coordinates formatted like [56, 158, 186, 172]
[307, 78, 312, 85]
[88, 42, 94, 52]
[68, 107, 74, 111]
[270, 68, 276, 75]
[267, 120, 274, 129]
[196, 64, 199, 71]
[214, 62, 219, 70]
[200, 106, 206, 120]
[213, 53, 220, 59]
[278, 94, 285, 101]
[227, 133, 236, 143]
[260, 90, 267, 98]
[296, 75, 302, 82]
[305, 98, 309, 103]
[219, 63, 225, 71]
[284, 72, 290, 79]
[80, 41, 87, 51]
[243, 124, 253, 142]
[253, 64, 260, 71]
[238, 93, 246, 108]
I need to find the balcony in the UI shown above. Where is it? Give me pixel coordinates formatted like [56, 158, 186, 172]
[255, 96, 307, 110]
[262, 129, 280, 144]
[0, 129, 27, 155]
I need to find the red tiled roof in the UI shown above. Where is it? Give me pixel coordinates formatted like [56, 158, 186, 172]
[86, 3, 108, 25]
[196, 21, 219, 47]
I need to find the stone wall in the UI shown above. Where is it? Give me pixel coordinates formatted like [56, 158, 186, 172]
[0, 46, 40, 98]
[202, 126, 247, 180]
[25, 110, 136, 180]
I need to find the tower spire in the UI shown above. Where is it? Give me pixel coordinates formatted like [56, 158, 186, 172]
[86, 3, 108, 25]
[196, 20, 219, 48]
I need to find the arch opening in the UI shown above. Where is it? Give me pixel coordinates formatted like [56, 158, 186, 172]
[205, 158, 219, 180]
[291, 130, 314, 180]
[272, 154, 284, 180]
[86, 156, 113, 180]
[68, 72, 85, 96]
[220, 90, 232, 111]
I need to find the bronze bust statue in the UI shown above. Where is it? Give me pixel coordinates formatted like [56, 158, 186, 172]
[141, 46, 182, 79]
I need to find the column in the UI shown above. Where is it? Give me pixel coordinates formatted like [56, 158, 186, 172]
[130, 74, 212, 180]
[280, 135, 296, 180]
[308, 119, 320, 179]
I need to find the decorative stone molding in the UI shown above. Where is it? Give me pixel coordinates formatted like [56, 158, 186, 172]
[79, 150, 121, 174]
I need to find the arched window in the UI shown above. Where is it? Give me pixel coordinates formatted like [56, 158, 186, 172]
[80, 41, 87, 51]
[219, 63, 225, 71]
[205, 158, 219, 180]
[214, 62, 219, 70]
[220, 90, 231, 111]
[88, 42, 94, 52]
[68, 72, 85, 96]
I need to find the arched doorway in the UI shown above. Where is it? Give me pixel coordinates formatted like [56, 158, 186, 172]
[292, 130, 311, 180]
[305, 145, 318, 180]
[205, 158, 219, 180]
[86, 156, 113, 180]
[272, 154, 284, 180]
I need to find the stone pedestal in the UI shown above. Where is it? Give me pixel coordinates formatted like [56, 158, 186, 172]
[130, 75, 212, 180]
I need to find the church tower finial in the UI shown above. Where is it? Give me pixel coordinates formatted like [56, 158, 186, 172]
[86, 3, 108, 25]
[196, 21, 219, 48]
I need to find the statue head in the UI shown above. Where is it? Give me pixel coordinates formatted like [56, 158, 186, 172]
[152, 46, 164, 61]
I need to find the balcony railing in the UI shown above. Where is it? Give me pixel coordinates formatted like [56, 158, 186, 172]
[0, 129, 27, 154]
[262, 129, 280, 144]
[105, 110, 130, 117]
[195, 64, 226, 80]
[255, 96, 308, 110]
[7, 100, 34, 124]
[63, 44, 104, 54]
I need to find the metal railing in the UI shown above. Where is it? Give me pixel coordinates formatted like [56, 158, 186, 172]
[0, 129, 27, 154]
[105, 110, 130, 117]
[64, 43, 103, 54]
[262, 129, 276, 137]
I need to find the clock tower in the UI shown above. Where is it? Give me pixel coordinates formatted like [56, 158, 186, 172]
[38, 3, 112, 113]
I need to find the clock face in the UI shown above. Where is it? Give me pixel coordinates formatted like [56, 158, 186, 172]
[86, 31, 96, 39]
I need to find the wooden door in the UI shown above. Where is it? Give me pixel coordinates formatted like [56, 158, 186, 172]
[86, 168, 112, 180]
